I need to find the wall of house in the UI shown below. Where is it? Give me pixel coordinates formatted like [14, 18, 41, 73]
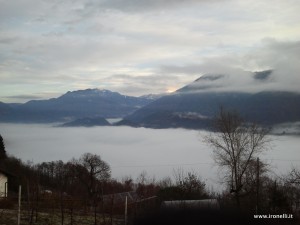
[0, 173, 8, 197]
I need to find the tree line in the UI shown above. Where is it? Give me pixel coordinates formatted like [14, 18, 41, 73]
[0, 149, 211, 224]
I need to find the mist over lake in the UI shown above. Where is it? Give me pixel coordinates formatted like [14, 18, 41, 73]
[1, 123, 299, 190]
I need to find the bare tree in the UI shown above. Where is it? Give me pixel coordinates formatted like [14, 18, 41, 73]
[74, 153, 111, 197]
[173, 169, 207, 200]
[74, 153, 111, 225]
[136, 171, 158, 198]
[288, 167, 300, 186]
[283, 167, 300, 214]
[204, 108, 270, 208]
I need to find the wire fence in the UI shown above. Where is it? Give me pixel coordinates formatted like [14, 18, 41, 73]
[0, 192, 158, 225]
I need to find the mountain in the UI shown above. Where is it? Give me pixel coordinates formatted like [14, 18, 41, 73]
[139, 93, 166, 100]
[0, 102, 12, 114]
[60, 117, 111, 127]
[2, 72, 299, 129]
[0, 89, 157, 123]
[121, 72, 300, 129]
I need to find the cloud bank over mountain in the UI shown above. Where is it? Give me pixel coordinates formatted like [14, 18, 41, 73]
[161, 39, 300, 93]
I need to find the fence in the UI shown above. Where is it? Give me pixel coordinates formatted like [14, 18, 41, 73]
[0, 191, 157, 225]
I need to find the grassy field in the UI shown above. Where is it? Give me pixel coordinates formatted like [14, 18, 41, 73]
[0, 209, 125, 225]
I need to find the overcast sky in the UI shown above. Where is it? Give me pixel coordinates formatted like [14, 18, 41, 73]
[1, 0, 300, 102]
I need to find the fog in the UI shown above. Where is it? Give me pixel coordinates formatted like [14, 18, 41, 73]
[1, 123, 299, 190]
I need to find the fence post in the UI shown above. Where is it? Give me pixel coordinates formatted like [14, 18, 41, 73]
[125, 196, 127, 225]
[256, 157, 260, 214]
[17, 185, 22, 225]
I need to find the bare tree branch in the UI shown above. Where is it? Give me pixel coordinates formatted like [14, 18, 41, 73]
[204, 108, 270, 208]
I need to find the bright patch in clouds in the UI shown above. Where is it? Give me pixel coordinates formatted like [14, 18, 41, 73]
[166, 87, 178, 93]
[0, 0, 300, 102]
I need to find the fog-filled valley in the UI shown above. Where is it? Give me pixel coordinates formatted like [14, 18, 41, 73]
[2, 123, 299, 190]
[1, 0, 300, 223]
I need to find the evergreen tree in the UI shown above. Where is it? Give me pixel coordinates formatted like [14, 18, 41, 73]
[0, 134, 7, 160]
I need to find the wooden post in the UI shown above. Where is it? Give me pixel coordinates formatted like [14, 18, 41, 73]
[18, 185, 22, 225]
[256, 157, 259, 214]
[125, 196, 128, 225]
[4, 182, 8, 198]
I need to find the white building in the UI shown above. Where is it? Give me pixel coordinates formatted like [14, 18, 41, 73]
[0, 170, 8, 197]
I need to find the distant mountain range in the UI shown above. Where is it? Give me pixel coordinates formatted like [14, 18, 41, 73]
[121, 91, 300, 130]
[1, 71, 300, 130]
[0, 89, 158, 123]
[120, 71, 300, 130]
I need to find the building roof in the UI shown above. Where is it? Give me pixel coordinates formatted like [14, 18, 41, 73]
[161, 199, 220, 210]
[0, 168, 15, 177]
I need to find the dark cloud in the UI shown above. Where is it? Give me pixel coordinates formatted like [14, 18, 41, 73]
[88, 0, 218, 12]
[253, 70, 272, 81]
[6, 95, 43, 100]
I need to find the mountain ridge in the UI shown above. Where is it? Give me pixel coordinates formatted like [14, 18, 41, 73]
[0, 89, 159, 123]
[1, 72, 300, 129]
[121, 71, 300, 129]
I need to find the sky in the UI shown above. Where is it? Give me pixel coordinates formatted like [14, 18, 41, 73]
[1, 0, 300, 103]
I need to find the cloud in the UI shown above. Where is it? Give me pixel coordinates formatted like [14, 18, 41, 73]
[87, 0, 219, 13]
[5, 95, 43, 101]
[2, 123, 217, 183]
[0, 0, 300, 102]
[160, 64, 204, 75]
[2, 123, 299, 189]
[99, 73, 191, 96]
[241, 39, 300, 92]
[158, 39, 300, 93]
